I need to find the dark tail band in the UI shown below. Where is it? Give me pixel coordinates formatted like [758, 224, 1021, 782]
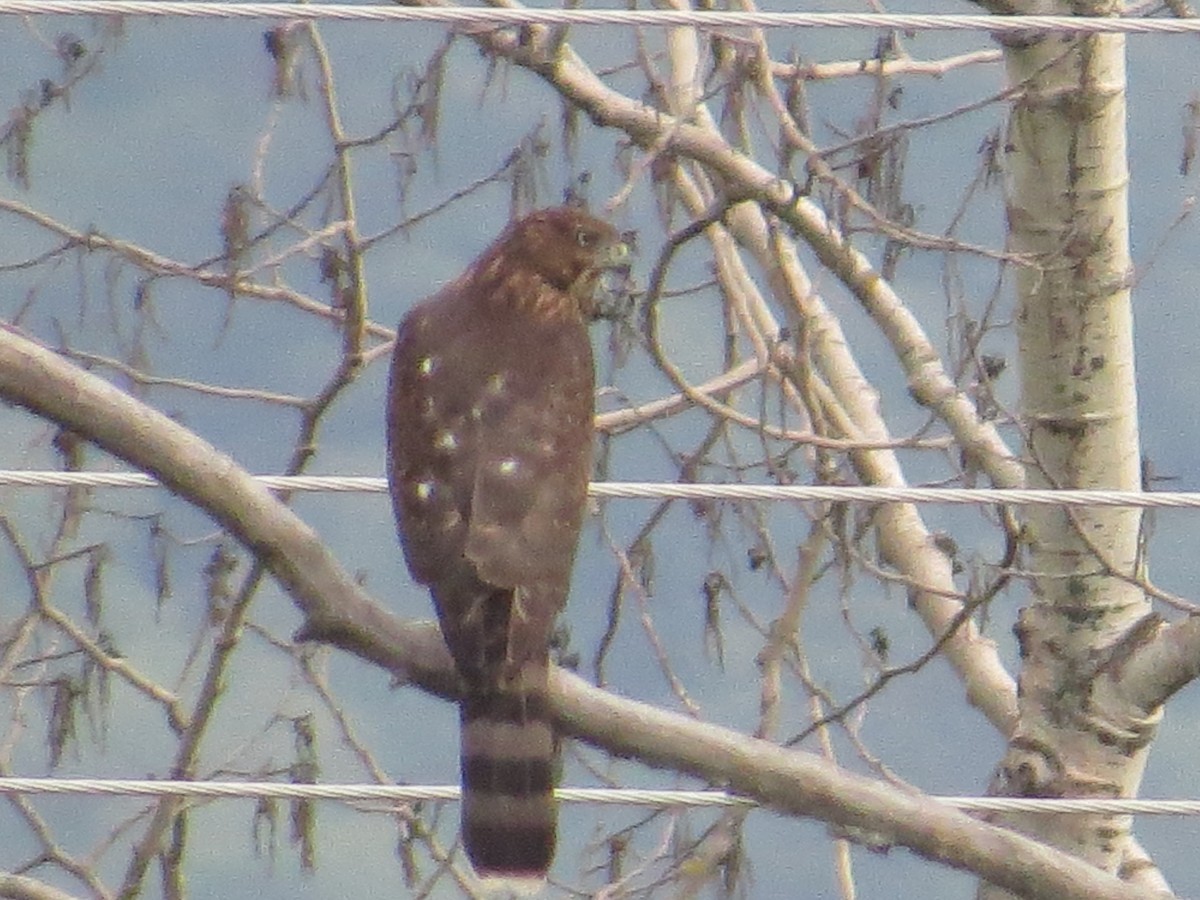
[459, 665, 557, 882]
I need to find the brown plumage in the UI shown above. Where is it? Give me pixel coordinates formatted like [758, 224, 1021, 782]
[386, 207, 627, 885]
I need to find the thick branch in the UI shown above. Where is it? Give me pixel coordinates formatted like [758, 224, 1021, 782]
[0, 323, 1174, 900]
[0, 872, 82, 900]
[1120, 615, 1200, 712]
[0, 323, 455, 698]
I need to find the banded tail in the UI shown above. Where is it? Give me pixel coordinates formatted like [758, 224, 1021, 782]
[459, 660, 557, 887]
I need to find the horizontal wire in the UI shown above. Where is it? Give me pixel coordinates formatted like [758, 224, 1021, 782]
[0, 1, 1196, 34]
[1, 470, 1199, 508]
[0, 778, 1198, 816]
[0, 778, 741, 808]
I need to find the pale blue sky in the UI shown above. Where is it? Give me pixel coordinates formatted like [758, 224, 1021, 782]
[2, 5, 1200, 898]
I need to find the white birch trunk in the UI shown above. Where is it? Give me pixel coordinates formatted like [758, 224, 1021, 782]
[980, 13, 1166, 898]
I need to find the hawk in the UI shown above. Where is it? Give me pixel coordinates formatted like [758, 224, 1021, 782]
[386, 207, 627, 886]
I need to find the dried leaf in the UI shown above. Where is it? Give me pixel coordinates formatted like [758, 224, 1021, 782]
[47, 676, 80, 768]
[290, 714, 318, 870]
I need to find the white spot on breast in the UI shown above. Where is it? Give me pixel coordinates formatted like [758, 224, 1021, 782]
[420, 396, 436, 420]
[417, 355, 438, 376]
[486, 373, 507, 395]
[434, 430, 459, 451]
[497, 458, 520, 476]
[413, 480, 435, 502]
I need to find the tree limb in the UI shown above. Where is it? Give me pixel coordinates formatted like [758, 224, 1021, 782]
[0, 321, 1174, 900]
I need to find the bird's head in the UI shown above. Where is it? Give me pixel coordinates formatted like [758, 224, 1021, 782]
[484, 207, 631, 320]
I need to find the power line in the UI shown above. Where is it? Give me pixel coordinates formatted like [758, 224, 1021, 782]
[0, 471, 1197, 509]
[2, 778, 1199, 816]
[0, 1, 1196, 34]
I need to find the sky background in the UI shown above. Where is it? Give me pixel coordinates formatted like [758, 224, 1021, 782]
[2, 2, 1200, 898]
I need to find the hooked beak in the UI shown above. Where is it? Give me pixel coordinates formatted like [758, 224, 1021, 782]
[599, 235, 632, 272]
[589, 236, 635, 323]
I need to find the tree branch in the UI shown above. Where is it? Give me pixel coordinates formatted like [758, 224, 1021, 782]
[0, 872, 83, 900]
[0, 321, 1174, 900]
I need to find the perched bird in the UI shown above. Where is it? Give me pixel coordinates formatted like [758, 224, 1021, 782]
[386, 207, 628, 888]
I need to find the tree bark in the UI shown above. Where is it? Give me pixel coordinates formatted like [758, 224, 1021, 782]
[981, 9, 1165, 896]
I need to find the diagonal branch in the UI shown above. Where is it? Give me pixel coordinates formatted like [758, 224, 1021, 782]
[0, 317, 1173, 900]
